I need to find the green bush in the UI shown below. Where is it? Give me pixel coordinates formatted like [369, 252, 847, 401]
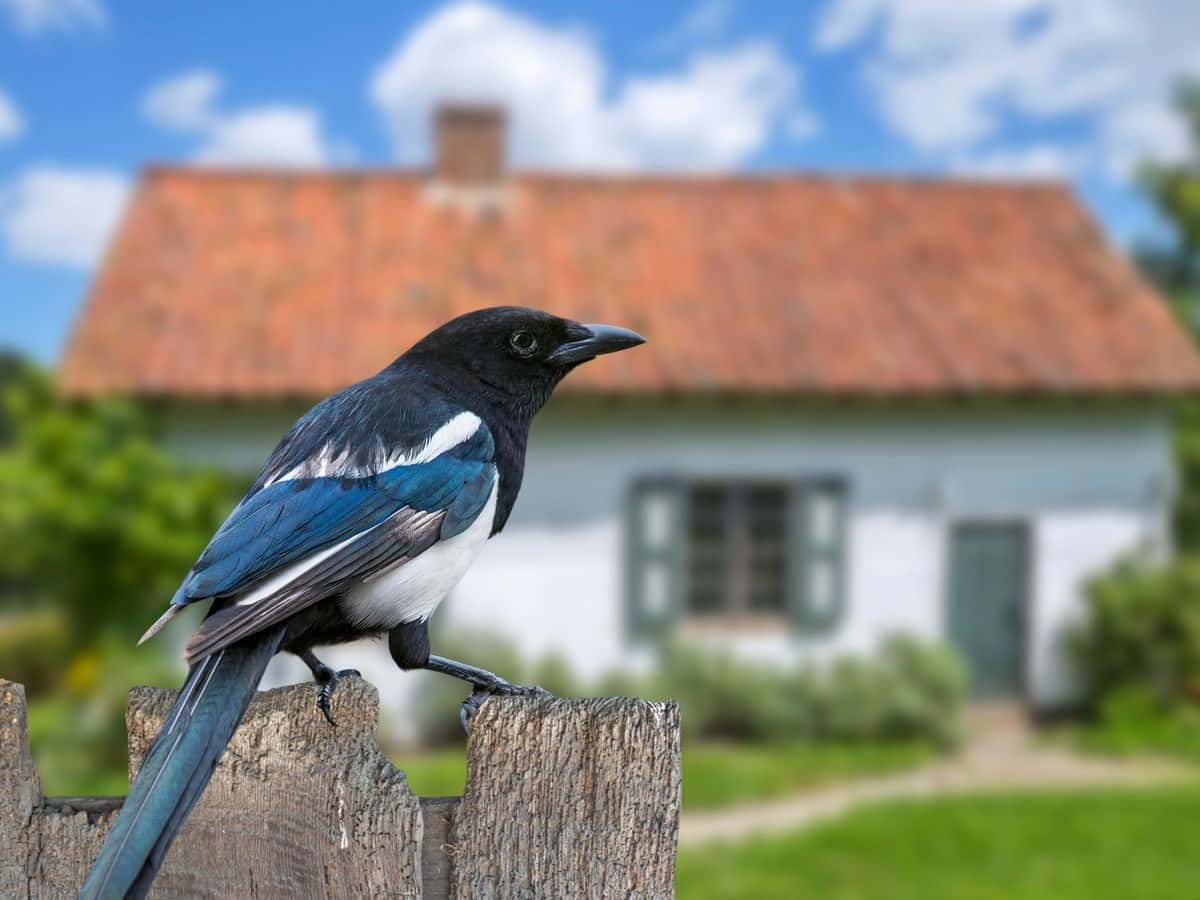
[0, 609, 72, 693]
[0, 359, 237, 644]
[1069, 555, 1200, 707]
[821, 655, 889, 740]
[0, 357, 234, 794]
[650, 635, 964, 747]
[875, 634, 967, 747]
[25, 634, 183, 795]
[1068, 555, 1200, 759]
[419, 630, 966, 749]
[649, 642, 781, 740]
[1076, 685, 1200, 760]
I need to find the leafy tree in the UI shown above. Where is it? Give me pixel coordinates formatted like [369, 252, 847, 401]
[0, 357, 239, 792]
[0, 357, 236, 645]
[1137, 83, 1200, 323]
[1135, 82, 1200, 551]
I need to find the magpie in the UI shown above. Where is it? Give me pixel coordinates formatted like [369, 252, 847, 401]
[78, 306, 644, 900]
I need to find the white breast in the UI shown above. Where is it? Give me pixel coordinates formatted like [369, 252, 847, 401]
[340, 474, 498, 630]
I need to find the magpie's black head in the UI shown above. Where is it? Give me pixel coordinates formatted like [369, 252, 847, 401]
[401, 306, 644, 416]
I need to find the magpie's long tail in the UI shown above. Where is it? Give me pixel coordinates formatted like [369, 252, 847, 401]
[78, 624, 286, 900]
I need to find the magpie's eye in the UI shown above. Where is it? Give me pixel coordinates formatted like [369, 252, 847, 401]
[508, 330, 539, 357]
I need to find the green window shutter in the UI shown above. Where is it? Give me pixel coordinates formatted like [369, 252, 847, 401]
[626, 477, 684, 641]
[788, 478, 848, 633]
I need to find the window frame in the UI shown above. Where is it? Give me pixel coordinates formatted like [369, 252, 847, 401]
[626, 474, 849, 640]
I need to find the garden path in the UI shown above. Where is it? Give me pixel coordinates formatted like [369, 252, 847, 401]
[679, 703, 1192, 846]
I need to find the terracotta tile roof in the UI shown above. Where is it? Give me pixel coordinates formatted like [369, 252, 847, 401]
[59, 168, 1200, 398]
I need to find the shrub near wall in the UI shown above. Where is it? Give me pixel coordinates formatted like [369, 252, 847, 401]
[414, 631, 966, 750]
[1071, 557, 1200, 706]
[1070, 556, 1200, 758]
[651, 635, 966, 748]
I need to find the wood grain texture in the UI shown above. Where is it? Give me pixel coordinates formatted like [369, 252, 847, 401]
[1, 681, 38, 898]
[28, 799, 118, 900]
[2, 677, 681, 898]
[125, 676, 424, 899]
[451, 695, 682, 899]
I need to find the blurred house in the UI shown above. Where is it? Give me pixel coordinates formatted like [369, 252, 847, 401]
[60, 106, 1200, 710]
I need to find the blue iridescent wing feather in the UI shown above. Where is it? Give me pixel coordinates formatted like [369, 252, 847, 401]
[181, 437, 493, 601]
[175, 406, 496, 603]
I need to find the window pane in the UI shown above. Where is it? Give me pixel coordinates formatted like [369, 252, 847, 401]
[686, 486, 729, 615]
[746, 486, 788, 612]
[748, 491, 785, 537]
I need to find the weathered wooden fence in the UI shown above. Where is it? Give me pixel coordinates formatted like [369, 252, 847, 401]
[0, 677, 681, 898]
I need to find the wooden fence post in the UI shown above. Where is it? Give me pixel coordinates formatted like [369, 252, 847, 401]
[0, 677, 681, 898]
[452, 696, 682, 899]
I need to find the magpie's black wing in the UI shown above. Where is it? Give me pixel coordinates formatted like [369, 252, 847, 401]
[142, 393, 497, 660]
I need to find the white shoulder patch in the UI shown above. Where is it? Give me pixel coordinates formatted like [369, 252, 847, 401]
[264, 411, 483, 486]
[378, 411, 483, 469]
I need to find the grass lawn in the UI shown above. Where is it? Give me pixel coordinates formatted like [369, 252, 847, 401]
[677, 739, 936, 809]
[675, 784, 1200, 899]
[392, 738, 937, 809]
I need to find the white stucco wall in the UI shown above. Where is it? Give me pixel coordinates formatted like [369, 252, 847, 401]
[164, 400, 1173, 716]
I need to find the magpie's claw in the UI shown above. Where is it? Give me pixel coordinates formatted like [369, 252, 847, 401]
[459, 686, 491, 733]
[458, 681, 553, 733]
[315, 668, 361, 727]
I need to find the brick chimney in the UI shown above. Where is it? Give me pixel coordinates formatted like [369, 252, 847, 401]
[434, 104, 507, 185]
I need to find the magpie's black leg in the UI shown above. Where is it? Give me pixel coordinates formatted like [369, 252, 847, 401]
[298, 649, 360, 727]
[388, 622, 552, 732]
[424, 654, 547, 694]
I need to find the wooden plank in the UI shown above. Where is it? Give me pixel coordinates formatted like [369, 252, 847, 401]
[0, 681, 38, 899]
[125, 677, 424, 898]
[420, 797, 459, 900]
[451, 695, 681, 899]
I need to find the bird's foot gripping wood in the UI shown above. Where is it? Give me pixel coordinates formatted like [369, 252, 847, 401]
[458, 681, 552, 732]
[300, 650, 361, 726]
[424, 654, 552, 732]
[316, 669, 362, 726]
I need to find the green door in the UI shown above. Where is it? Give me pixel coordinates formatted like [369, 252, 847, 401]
[947, 523, 1029, 697]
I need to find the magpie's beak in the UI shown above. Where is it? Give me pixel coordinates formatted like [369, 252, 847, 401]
[548, 323, 646, 366]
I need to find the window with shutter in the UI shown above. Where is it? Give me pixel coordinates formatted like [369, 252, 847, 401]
[626, 476, 848, 639]
[625, 477, 684, 640]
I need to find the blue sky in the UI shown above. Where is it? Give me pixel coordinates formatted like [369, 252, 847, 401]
[1, 0, 1198, 361]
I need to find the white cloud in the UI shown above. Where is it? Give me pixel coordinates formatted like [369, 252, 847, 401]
[0, 0, 105, 34]
[677, 0, 733, 39]
[368, 1, 813, 172]
[140, 69, 220, 132]
[0, 167, 129, 267]
[0, 89, 24, 143]
[611, 44, 799, 168]
[951, 143, 1087, 179]
[787, 109, 822, 141]
[653, 0, 734, 52]
[194, 107, 334, 167]
[815, 0, 1200, 178]
[140, 69, 344, 167]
